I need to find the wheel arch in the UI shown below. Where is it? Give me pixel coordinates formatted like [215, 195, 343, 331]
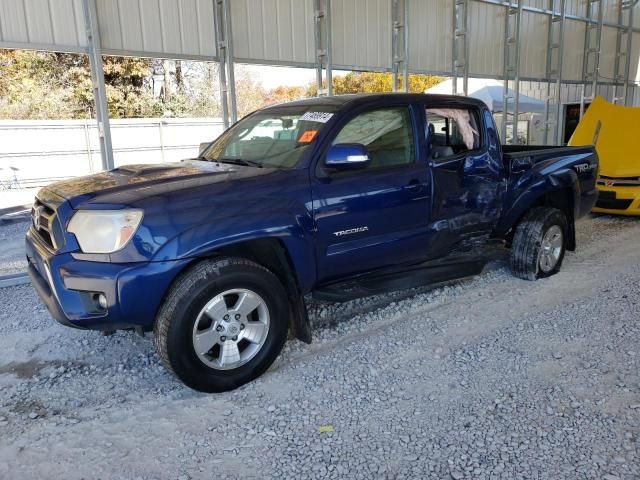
[498, 183, 577, 251]
[157, 236, 313, 344]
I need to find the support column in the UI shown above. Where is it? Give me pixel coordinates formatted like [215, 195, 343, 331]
[543, 0, 566, 145]
[612, 0, 634, 105]
[215, 0, 237, 127]
[222, 0, 237, 122]
[452, 0, 469, 96]
[392, 0, 409, 92]
[502, 1, 523, 144]
[81, 0, 114, 171]
[580, 0, 604, 117]
[314, 0, 332, 96]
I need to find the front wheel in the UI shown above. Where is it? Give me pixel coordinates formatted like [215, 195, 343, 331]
[510, 207, 567, 280]
[153, 257, 289, 392]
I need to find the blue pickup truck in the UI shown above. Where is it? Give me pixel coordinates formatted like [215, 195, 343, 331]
[26, 94, 598, 392]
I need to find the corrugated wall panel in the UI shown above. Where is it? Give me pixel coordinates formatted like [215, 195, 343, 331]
[467, 1, 504, 77]
[631, 32, 640, 82]
[0, 0, 86, 50]
[598, 25, 619, 80]
[520, 11, 548, 79]
[565, 0, 587, 18]
[521, 0, 545, 10]
[331, 0, 391, 70]
[96, 0, 217, 58]
[231, 0, 315, 65]
[602, 0, 619, 24]
[407, 0, 452, 74]
[562, 19, 586, 81]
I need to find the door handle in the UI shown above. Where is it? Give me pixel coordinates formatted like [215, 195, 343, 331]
[404, 179, 422, 193]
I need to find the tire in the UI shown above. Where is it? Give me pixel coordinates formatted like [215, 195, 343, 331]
[510, 207, 568, 281]
[153, 257, 289, 393]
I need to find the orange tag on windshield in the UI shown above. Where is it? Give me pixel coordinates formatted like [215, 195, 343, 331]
[298, 130, 318, 143]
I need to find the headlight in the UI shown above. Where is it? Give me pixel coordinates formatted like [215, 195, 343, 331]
[67, 209, 143, 254]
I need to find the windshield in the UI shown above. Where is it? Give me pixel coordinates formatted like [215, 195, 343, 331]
[200, 105, 337, 168]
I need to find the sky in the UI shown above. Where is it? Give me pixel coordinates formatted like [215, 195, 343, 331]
[240, 64, 351, 89]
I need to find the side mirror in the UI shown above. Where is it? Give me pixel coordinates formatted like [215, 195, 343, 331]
[199, 142, 211, 155]
[325, 143, 370, 170]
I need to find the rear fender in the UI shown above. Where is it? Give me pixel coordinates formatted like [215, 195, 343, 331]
[496, 172, 578, 250]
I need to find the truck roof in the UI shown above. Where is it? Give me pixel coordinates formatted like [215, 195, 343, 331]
[262, 93, 489, 111]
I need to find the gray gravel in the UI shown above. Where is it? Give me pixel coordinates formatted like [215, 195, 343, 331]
[0, 219, 29, 275]
[0, 214, 639, 479]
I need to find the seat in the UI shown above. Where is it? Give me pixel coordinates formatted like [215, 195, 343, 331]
[428, 123, 453, 159]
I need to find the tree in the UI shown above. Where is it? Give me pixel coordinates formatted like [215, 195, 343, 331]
[0, 50, 161, 119]
[307, 71, 444, 96]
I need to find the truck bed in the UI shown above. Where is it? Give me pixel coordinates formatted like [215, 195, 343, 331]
[502, 144, 596, 160]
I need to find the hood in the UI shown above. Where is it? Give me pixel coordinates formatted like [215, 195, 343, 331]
[569, 97, 640, 179]
[43, 160, 275, 208]
[598, 163, 640, 179]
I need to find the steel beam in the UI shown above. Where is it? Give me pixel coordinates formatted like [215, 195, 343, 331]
[452, 0, 470, 96]
[392, 0, 409, 92]
[314, 0, 332, 96]
[502, 1, 523, 144]
[612, 0, 634, 105]
[580, 0, 604, 118]
[81, 0, 114, 171]
[215, 0, 238, 127]
[222, 0, 238, 122]
[543, 0, 566, 145]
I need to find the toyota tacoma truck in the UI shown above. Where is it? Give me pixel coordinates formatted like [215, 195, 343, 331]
[26, 94, 598, 392]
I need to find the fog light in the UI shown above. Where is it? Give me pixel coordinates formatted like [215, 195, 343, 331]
[97, 293, 108, 310]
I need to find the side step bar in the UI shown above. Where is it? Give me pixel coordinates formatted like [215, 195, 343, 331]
[312, 258, 487, 302]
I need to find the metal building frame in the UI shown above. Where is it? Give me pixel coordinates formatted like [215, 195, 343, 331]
[81, 0, 114, 171]
[2, 0, 640, 161]
[452, 0, 470, 96]
[543, 0, 566, 145]
[580, 0, 605, 117]
[314, 0, 333, 96]
[501, 1, 523, 144]
[612, 0, 635, 105]
[215, 0, 237, 128]
[392, 0, 409, 92]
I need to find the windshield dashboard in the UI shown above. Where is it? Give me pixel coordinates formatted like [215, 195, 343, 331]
[200, 105, 338, 169]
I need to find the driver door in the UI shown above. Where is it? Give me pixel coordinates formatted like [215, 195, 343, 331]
[311, 105, 432, 283]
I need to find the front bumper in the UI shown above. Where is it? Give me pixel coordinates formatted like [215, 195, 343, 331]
[26, 227, 191, 331]
[593, 186, 640, 216]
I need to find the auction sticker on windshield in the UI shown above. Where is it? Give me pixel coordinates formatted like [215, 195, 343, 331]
[300, 112, 334, 123]
[298, 130, 318, 143]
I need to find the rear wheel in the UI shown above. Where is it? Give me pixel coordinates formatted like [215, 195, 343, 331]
[154, 257, 289, 392]
[510, 207, 567, 280]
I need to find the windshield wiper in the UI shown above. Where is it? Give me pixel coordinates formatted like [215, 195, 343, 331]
[215, 158, 263, 168]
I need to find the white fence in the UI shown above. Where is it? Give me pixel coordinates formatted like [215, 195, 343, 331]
[0, 118, 225, 187]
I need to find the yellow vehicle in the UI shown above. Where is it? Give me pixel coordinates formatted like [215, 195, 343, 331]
[569, 96, 640, 216]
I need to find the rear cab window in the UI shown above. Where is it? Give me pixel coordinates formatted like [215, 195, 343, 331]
[426, 107, 481, 161]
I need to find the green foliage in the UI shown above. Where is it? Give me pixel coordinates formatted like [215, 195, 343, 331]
[0, 51, 445, 121]
[0, 50, 161, 119]
[307, 71, 444, 96]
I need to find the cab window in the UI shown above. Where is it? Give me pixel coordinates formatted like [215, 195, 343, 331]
[426, 108, 480, 161]
[333, 107, 415, 169]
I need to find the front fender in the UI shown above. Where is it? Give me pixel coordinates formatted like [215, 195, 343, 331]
[152, 213, 317, 293]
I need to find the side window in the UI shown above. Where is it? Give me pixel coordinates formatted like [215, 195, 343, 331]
[333, 107, 415, 169]
[426, 108, 480, 160]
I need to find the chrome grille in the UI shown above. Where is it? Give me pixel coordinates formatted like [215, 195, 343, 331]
[31, 199, 60, 250]
[597, 175, 640, 187]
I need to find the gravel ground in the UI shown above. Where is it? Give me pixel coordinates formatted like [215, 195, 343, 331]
[0, 218, 29, 275]
[0, 214, 639, 479]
